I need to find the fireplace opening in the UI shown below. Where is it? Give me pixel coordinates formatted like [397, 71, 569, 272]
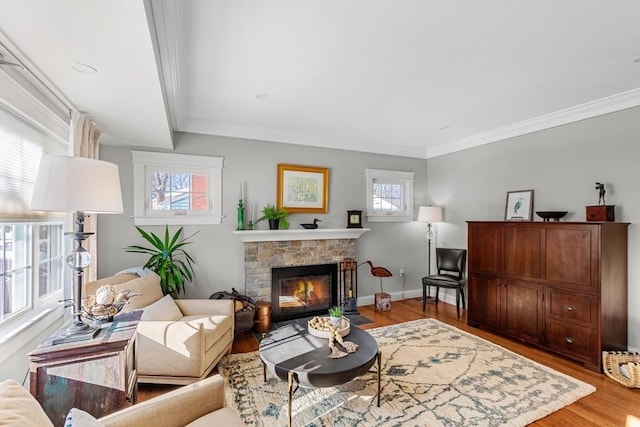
[271, 263, 338, 322]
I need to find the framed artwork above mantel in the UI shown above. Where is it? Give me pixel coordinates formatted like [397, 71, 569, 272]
[277, 164, 329, 213]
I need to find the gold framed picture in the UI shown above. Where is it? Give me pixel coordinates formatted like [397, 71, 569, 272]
[277, 164, 329, 213]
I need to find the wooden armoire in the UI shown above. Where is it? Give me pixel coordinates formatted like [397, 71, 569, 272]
[467, 221, 628, 372]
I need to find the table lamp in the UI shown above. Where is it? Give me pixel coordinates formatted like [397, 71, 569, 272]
[31, 155, 123, 343]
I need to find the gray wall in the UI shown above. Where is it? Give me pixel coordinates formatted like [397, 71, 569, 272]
[427, 107, 640, 350]
[99, 107, 639, 350]
[99, 133, 429, 304]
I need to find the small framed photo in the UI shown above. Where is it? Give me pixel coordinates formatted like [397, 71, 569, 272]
[505, 189, 534, 221]
[277, 164, 329, 213]
[347, 210, 362, 228]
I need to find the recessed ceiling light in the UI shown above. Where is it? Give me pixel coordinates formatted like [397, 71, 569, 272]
[69, 62, 98, 75]
[255, 93, 269, 100]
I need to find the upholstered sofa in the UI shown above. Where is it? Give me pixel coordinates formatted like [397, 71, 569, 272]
[84, 272, 235, 385]
[0, 374, 245, 427]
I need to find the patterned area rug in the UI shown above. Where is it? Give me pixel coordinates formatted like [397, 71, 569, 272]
[219, 318, 595, 426]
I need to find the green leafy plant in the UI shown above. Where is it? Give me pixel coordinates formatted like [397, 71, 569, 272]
[256, 204, 290, 229]
[328, 305, 343, 318]
[125, 225, 198, 298]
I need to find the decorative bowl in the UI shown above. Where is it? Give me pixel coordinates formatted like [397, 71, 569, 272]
[82, 301, 128, 322]
[308, 316, 350, 339]
[536, 211, 568, 222]
[82, 286, 139, 322]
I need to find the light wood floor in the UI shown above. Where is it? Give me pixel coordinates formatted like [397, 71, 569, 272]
[139, 299, 640, 426]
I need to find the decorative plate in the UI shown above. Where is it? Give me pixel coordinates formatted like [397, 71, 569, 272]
[308, 316, 350, 339]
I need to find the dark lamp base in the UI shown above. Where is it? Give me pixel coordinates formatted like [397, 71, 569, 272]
[52, 321, 100, 345]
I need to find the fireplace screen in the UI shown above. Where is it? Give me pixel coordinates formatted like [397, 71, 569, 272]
[271, 263, 338, 321]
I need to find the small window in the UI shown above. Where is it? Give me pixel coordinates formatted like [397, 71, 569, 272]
[132, 151, 224, 226]
[365, 169, 414, 222]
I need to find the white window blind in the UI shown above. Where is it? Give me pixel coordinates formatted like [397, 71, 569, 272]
[0, 105, 68, 221]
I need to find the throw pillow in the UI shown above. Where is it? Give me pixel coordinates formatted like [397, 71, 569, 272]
[0, 379, 53, 427]
[140, 294, 183, 321]
[64, 408, 104, 427]
[115, 273, 164, 312]
[115, 266, 155, 277]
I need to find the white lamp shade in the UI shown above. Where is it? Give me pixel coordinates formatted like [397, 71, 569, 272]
[417, 206, 443, 222]
[30, 155, 123, 213]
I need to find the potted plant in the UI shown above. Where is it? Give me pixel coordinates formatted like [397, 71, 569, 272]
[256, 204, 290, 230]
[125, 225, 197, 298]
[328, 305, 344, 327]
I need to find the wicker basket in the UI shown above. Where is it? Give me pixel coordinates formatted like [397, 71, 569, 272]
[602, 351, 640, 388]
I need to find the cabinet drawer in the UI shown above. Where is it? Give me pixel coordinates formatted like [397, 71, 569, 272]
[546, 289, 597, 328]
[545, 320, 598, 364]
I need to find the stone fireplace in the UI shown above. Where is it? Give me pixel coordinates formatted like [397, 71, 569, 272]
[234, 229, 369, 310]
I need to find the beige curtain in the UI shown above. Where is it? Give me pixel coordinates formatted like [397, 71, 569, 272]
[71, 111, 101, 282]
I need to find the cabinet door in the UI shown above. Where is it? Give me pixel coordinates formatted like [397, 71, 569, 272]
[544, 225, 599, 291]
[468, 223, 502, 275]
[468, 274, 501, 330]
[502, 279, 544, 344]
[503, 225, 542, 279]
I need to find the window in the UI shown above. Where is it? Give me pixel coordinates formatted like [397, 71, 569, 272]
[1, 223, 63, 323]
[0, 103, 69, 328]
[132, 151, 224, 225]
[365, 168, 415, 222]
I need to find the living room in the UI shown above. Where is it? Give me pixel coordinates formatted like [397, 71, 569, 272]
[1, 1, 639, 426]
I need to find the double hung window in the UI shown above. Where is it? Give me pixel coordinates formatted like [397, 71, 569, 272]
[0, 104, 68, 327]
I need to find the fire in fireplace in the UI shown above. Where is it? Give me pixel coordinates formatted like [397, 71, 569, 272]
[271, 263, 338, 321]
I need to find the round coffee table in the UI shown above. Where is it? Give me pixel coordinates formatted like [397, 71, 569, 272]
[259, 320, 381, 426]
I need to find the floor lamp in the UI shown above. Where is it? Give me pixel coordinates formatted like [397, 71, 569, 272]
[31, 155, 123, 344]
[417, 206, 443, 301]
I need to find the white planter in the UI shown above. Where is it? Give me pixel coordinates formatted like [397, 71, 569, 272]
[330, 315, 342, 328]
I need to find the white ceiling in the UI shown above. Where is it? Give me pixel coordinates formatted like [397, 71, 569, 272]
[0, 0, 638, 159]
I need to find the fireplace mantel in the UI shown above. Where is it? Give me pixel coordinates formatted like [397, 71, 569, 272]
[233, 228, 370, 242]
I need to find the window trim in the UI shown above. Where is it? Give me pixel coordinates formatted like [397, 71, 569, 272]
[365, 168, 415, 222]
[132, 151, 224, 226]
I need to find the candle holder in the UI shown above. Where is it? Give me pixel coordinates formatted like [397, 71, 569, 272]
[237, 199, 245, 230]
[247, 220, 254, 230]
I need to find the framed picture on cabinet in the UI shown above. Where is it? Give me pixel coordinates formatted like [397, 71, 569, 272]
[505, 189, 534, 221]
[277, 164, 329, 213]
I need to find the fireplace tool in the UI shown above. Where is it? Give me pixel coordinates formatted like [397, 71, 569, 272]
[340, 258, 358, 313]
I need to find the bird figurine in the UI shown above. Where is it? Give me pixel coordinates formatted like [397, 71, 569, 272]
[513, 197, 524, 216]
[363, 260, 393, 293]
[300, 218, 322, 229]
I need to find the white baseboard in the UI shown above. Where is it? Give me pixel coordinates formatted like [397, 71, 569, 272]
[356, 288, 458, 307]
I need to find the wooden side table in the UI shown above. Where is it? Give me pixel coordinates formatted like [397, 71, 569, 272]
[28, 310, 141, 426]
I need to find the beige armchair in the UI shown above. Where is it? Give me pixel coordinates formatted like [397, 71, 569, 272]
[84, 273, 235, 385]
[99, 375, 244, 427]
[0, 375, 245, 427]
[137, 299, 234, 384]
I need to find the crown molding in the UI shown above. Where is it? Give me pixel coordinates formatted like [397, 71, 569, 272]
[427, 89, 640, 159]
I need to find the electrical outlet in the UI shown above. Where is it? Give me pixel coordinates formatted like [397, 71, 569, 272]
[400, 268, 405, 277]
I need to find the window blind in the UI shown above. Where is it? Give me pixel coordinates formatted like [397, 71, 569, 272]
[0, 104, 69, 220]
